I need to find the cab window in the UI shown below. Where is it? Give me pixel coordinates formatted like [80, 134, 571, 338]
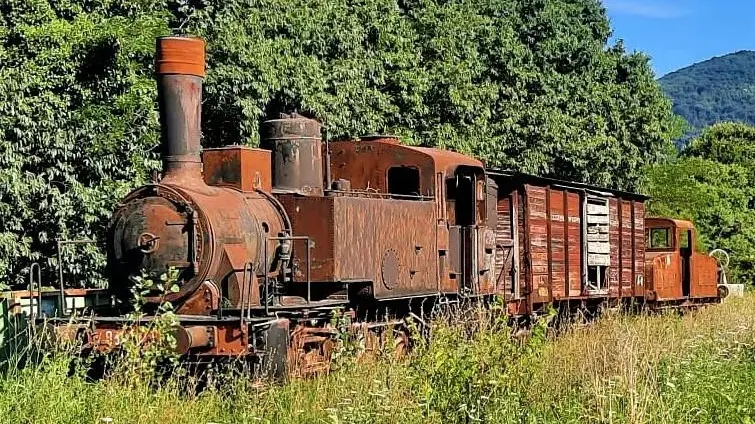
[679, 230, 690, 249]
[647, 227, 672, 249]
[387, 166, 420, 197]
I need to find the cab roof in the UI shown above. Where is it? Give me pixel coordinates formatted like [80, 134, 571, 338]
[646, 217, 695, 230]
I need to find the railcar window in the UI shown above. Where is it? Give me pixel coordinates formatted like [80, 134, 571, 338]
[387, 166, 420, 198]
[648, 228, 671, 249]
[679, 230, 690, 249]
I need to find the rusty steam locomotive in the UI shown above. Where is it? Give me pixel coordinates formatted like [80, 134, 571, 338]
[8, 36, 727, 377]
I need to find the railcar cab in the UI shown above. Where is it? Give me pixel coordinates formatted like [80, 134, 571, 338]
[644, 218, 718, 302]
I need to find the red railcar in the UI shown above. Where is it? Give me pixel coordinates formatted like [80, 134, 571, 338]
[644, 218, 719, 304]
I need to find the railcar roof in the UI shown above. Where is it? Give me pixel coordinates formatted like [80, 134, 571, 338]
[646, 217, 695, 229]
[486, 169, 650, 201]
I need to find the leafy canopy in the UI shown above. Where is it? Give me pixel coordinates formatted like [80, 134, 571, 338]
[0, 0, 678, 287]
[645, 122, 755, 283]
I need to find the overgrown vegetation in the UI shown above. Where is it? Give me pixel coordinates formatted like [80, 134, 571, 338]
[646, 122, 755, 283]
[0, 0, 679, 288]
[2, 296, 755, 423]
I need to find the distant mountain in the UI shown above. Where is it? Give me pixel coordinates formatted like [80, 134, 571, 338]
[659, 51, 755, 136]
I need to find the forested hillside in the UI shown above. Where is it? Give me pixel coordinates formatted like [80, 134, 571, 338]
[0, 0, 679, 286]
[660, 51, 755, 132]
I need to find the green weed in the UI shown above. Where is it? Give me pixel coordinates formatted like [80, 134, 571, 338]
[1, 297, 755, 423]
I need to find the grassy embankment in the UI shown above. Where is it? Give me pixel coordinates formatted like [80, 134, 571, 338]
[2, 296, 755, 424]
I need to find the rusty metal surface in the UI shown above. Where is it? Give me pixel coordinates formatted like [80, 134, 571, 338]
[155, 36, 205, 77]
[692, 254, 719, 299]
[288, 325, 335, 377]
[109, 184, 286, 308]
[324, 139, 491, 298]
[203, 146, 272, 192]
[278, 195, 335, 282]
[646, 253, 682, 300]
[155, 36, 206, 187]
[157, 72, 203, 185]
[328, 139, 484, 196]
[645, 218, 683, 300]
[174, 325, 215, 353]
[280, 194, 440, 298]
[410, 145, 485, 176]
[380, 249, 400, 290]
[645, 218, 718, 301]
[88, 321, 247, 356]
[476, 226, 496, 295]
[333, 196, 439, 298]
[176, 281, 219, 315]
[328, 140, 434, 196]
[260, 114, 324, 196]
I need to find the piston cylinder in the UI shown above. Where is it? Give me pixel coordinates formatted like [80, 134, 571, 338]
[260, 114, 324, 196]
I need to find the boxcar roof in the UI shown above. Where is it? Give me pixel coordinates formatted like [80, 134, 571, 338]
[486, 169, 650, 201]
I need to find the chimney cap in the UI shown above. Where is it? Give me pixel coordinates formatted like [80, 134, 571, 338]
[156, 36, 206, 77]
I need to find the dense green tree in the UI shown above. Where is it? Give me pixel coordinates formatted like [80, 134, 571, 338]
[684, 122, 755, 168]
[192, 0, 679, 188]
[0, 1, 173, 287]
[0, 0, 678, 288]
[645, 122, 755, 283]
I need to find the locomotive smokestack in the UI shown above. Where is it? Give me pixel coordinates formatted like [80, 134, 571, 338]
[155, 36, 205, 183]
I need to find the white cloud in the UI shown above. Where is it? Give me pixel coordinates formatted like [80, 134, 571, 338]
[603, 0, 687, 19]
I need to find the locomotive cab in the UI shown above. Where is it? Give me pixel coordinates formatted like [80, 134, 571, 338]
[279, 135, 496, 302]
[444, 165, 496, 295]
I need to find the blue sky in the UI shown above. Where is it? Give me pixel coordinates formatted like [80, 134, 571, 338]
[603, 0, 755, 77]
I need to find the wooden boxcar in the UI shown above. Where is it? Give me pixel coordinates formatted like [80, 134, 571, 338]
[488, 171, 648, 315]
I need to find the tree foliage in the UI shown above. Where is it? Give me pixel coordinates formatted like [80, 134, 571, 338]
[0, 1, 171, 287]
[0, 0, 678, 287]
[645, 122, 755, 283]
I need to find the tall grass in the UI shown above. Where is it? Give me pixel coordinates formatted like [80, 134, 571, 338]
[2, 296, 755, 424]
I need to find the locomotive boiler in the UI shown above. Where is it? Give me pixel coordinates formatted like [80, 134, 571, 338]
[3, 34, 732, 379]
